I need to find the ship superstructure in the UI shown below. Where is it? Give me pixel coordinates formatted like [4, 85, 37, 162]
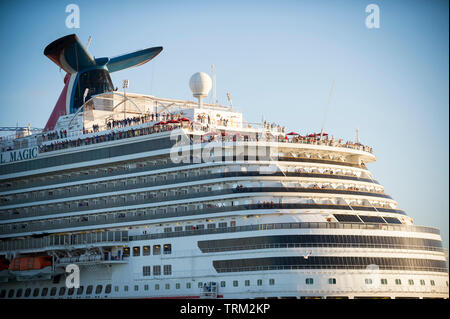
[0, 35, 448, 299]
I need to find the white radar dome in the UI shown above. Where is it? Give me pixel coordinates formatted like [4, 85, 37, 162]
[189, 72, 212, 98]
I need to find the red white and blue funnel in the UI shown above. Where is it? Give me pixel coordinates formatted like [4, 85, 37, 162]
[43, 34, 162, 131]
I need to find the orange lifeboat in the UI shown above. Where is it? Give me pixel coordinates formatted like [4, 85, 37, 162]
[8, 256, 53, 281]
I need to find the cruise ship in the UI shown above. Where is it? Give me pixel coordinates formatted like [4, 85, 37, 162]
[0, 34, 448, 299]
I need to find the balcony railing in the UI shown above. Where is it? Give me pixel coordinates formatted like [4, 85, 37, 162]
[0, 222, 441, 253]
[1, 171, 380, 207]
[0, 230, 127, 251]
[199, 242, 446, 253]
[0, 186, 397, 223]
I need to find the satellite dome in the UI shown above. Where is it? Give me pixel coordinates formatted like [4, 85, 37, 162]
[189, 72, 212, 98]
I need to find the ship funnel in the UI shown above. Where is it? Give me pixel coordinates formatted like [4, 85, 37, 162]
[42, 34, 162, 130]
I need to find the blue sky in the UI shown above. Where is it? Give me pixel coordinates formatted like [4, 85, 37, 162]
[0, 0, 448, 247]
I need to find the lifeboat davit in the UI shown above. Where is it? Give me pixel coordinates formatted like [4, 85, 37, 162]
[8, 256, 53, 281]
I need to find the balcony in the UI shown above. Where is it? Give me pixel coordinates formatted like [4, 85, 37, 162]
[0, 185, 395, 223]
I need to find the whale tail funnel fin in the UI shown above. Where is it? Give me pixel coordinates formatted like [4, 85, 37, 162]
[44, 34, 163, 74]
[44, 34, 163, 117]
[106, 46, 163, 73]
[44, 34, 96, 74]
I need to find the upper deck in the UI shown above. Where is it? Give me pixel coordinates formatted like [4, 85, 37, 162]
[0, 92, 375, 176]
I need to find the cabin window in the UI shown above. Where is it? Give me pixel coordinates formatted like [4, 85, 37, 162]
[143, 266, 151, 276]
[328, 278, 337, 285]
[76, 286, 84, 295]
[165, 284, 170, 290]
[233, 280, 238, 287]
[86, 285, 93, 295]
[186, 283, 191, 289]
[207, 223, 216, 229]
[153, 245, 161, 255]
[105, 284, 111, 294]
[144, 285, 149, 291]
[306, 278, 314, 285]
[24, 288, 31, 297]
[95, 285, 103, 294]
[153, 265, 161, 276]
[59, 287, 66, 296]
[155, 284, 160, 290]
[16, 289, 23, 297]
[133, 246, 140, 257]
[163, 265, 172, 275]
[8, 289, 15, 298]
[0, 290, 6, 298]
[68, 288, 75, 296]
[41, 288, 48, 297]
[143, 246, 150, 256]
[163, 244, 172, 254]
[176, 283, 180, 289]
[245, 280, 250, 286]
[123, 247, 130, 257]
[50, 287, 57, 296]
[395, 279, 402, 285]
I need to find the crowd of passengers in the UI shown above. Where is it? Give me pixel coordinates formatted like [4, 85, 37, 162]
[263, 121, 286, 133]
[20, 109, 368, 154]
[104, 113, 179, 130]
[233, 183, 380, 193]
[39, 123, 181, 153]
[42, 129, 68, 141]
[197, 113, 230, 127]
[287, 135, 373, 153]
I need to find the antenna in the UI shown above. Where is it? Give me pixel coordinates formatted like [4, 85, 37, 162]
[226, 92, 233, 110]
[86, 36, 92, 51]
[123, 80, 129, 120]
[86, 36, 92, 50]
[356, 128, 360, 144]
[320, 80, 335, 140]
[211, 64, 217, 104]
